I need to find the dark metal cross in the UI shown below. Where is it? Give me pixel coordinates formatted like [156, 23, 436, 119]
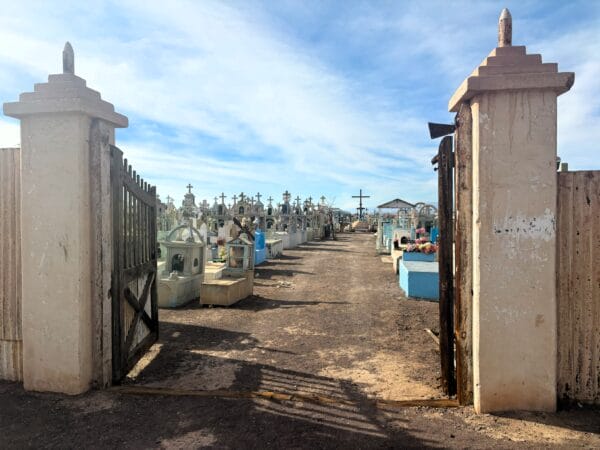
[256, 192, 262, 203]
[220, 192, 226, 204]
[283, 190, 291, 202]
[267, 196, 273, 204]
[186, 183, 193, 193]
[232, 194, 237, 205]
[295, 196, 301, 206]
[352, 189, 370, 220]
[239, 192, 246, 202]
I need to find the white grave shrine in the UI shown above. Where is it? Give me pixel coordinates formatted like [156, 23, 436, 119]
[157, 223, 205, 308]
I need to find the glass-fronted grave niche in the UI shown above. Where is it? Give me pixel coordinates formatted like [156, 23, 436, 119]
[160, 223, 205, 277]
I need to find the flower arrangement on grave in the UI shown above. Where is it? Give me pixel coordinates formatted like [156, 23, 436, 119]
[405, 241, 437, 254]
[416, 227, 427, 235]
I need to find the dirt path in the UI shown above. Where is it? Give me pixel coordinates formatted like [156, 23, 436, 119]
[129, 233, 441, 402]
[1, 233, 598, 448]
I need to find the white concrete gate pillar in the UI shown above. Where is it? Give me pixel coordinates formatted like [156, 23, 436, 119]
[449, 10, 574, 413]
[3, 43, 128, 394]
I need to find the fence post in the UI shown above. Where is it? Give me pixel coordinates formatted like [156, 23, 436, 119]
[448, 10, 574, 413]
[3, 43, 127, 394]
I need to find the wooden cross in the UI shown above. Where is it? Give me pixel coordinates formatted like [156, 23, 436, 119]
[220, 192, 226, 204]
[186, 183, 193, 193]
[352, 189, 370, 220]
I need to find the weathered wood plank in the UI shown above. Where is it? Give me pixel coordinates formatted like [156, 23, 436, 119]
[454, 102, 473, 405]
[438, 135, 456, 396]
[0, 148, 23, 381]
[557, 170, 600, 405]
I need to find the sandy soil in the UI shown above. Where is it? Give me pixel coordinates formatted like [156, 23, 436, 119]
[1, 233, 598, 448]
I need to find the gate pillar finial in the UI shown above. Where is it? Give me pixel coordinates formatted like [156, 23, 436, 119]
[63, 42, 74, 74]
[498, 8, 512, 47]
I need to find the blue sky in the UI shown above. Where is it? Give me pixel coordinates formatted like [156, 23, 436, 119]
[1, 0, 598, 211]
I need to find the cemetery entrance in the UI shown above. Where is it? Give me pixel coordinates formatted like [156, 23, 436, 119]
[110, 145, 159, 382]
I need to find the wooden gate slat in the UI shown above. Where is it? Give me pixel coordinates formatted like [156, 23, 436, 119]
[454, 103, 473, 405]
[438, 135, 456, 396]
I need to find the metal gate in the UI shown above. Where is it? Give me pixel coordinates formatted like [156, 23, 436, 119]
[110, 145, 158, 382]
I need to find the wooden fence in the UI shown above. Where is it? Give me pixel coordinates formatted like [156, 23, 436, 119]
[0, 148, 22, 381]
[557, 170, 600, 404]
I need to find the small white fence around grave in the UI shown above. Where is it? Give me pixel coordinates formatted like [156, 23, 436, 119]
[0, 147, 22, 381]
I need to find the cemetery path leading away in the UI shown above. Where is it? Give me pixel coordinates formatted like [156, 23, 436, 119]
[1, 233, 599, 449]
[129, 232, 442, 401]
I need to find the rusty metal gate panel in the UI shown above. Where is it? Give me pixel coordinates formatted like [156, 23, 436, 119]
[110, 145, 159, 383]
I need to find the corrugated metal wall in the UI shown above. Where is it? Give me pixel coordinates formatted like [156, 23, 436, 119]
[557, 170, 600, 404]
[0, 147, 22, 381]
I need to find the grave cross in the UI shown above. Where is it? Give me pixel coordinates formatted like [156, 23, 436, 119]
[220, 192, 227, 204]
[352, 189, 370, 220]
[267, 196, 274, 204]
[239, 192, 246, 203]
[166, 195, 174, 204]
[186, 183, 193, 194]
[256, 192, 262, 203]
[320, 195, 326, 204]
[283, 190, 291, 202]
[250, 197, 255, 207]
[214, 196, 218, 204]
[232, 194, 237, 205]
[308, 196, 313, 204]
[295, 196, 302, 206]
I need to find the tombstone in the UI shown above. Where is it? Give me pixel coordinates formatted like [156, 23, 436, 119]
[254, 229, 267, 265]
[202, 233, 254, 306]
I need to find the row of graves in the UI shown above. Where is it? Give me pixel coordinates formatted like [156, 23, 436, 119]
[155, 186, 338, 308]
[375, 199, 440, 301]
